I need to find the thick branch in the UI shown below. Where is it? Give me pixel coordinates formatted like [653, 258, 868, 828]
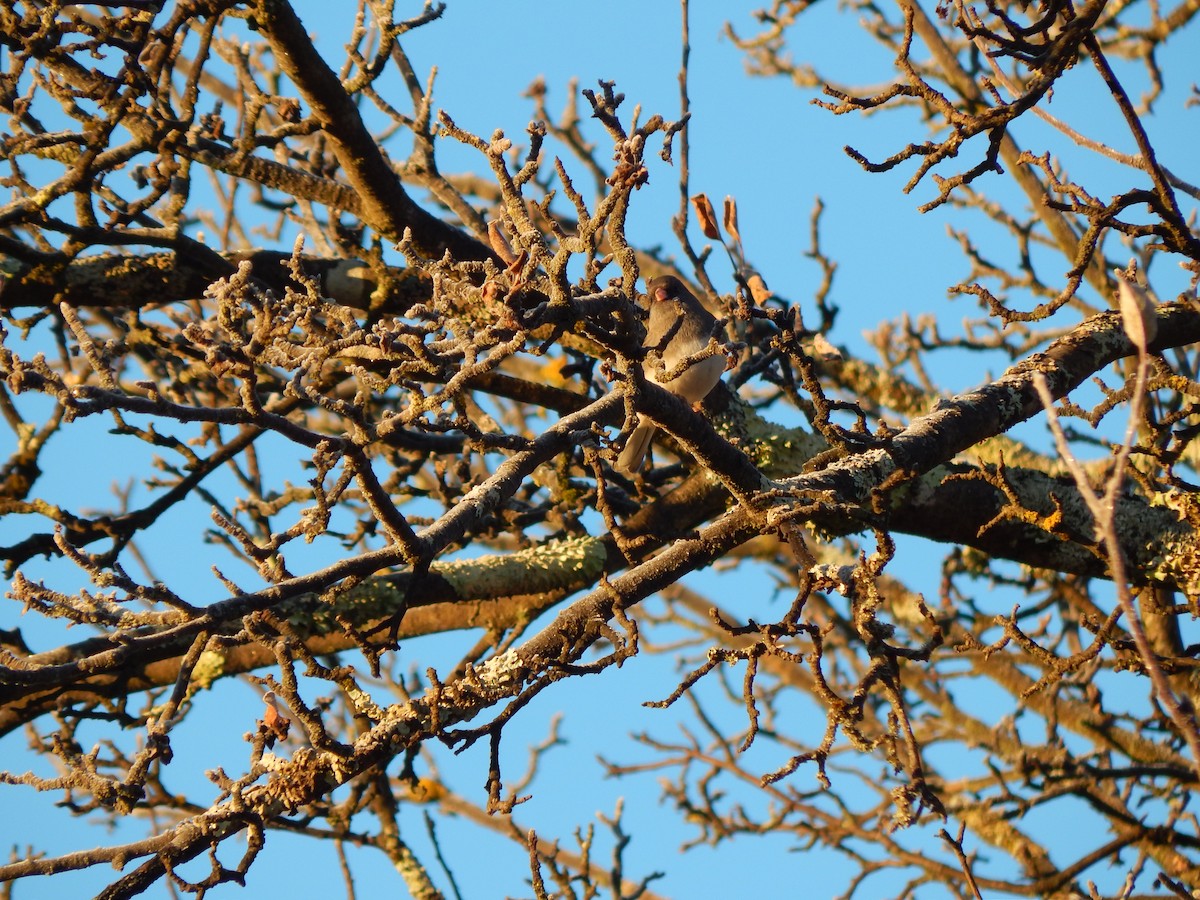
[251, 0, 493, 261]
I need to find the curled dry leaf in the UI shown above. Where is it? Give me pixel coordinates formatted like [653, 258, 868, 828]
[723, 195, 742, 247]
[505, 249, 529, 280]
[746, 273, 773, 305]
[487, 220, 519, 266]
[262, 691, 291, 742]
[691, 193, 720, 240]
[1115, 266, 1157, 354]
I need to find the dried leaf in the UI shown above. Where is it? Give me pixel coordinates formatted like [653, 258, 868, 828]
[262, 691, 291, 742]
[505, 249, 529, 280]
[1115, 266, 1157, 354]
[746, 273, 772, 305]
[487, 220, 518, 265]
[691, 193, 720, 239]
[723, 195, 741, 246]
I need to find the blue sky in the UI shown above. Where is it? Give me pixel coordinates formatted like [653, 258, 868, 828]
[3, 1, 1199, 898]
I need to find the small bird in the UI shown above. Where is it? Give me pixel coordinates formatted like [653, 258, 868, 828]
[616, 275, 725, 472]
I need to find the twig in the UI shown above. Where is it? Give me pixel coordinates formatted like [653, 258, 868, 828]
[1033, 360, 1200, 780]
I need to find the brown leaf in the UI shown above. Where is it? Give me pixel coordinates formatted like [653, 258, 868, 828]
[505, 249, 529, 280]
[691, 193, 720, 239]
[1114, 266, 1157, 354]
[723, 196, 741, 247]
[746, 273, 772, 305]
[262, 691, 291, 742]
[487, 220, 518, 266]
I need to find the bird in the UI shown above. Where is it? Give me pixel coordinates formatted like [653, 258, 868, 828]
[616, 275, 725, 472]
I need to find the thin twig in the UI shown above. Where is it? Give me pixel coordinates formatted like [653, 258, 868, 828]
[1033, 364, 1200, 780]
